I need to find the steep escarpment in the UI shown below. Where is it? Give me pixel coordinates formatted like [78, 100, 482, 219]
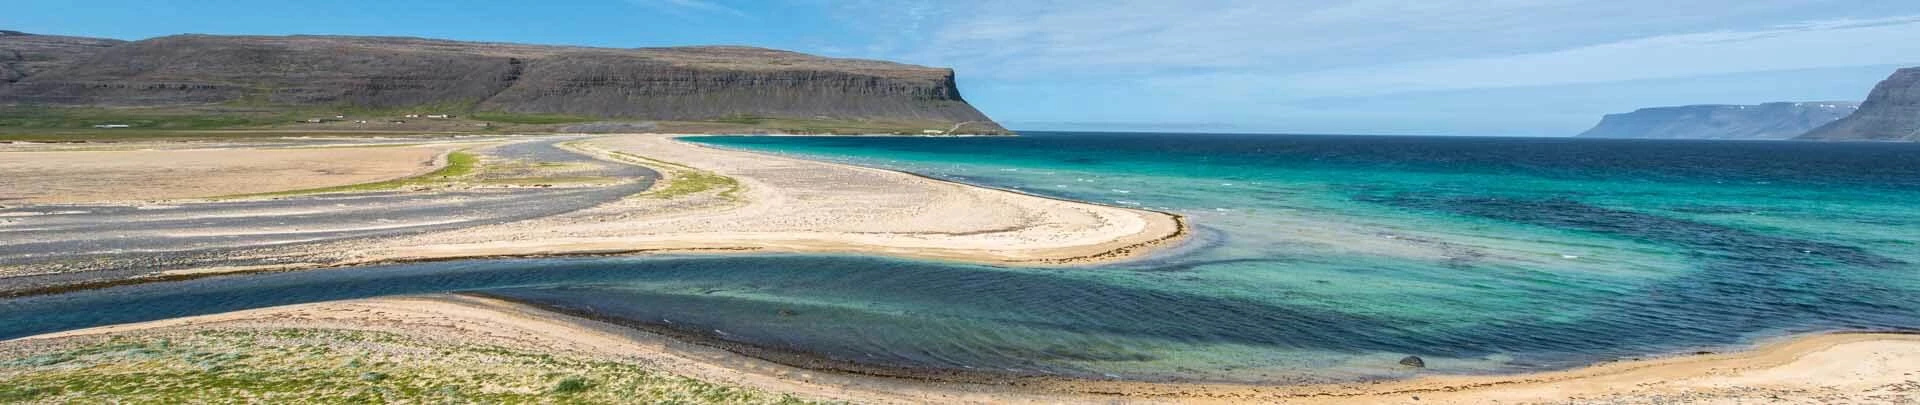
[3, 35, 521, 108]
[0, 32, 1005, 133]
[478, 48, 995, 125]
[1800, 68, 1920, 141]
[0, 31, 124, 88]
[1576, 102, 1858, 140]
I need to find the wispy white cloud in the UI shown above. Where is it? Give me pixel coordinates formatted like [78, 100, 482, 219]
[816, 1, 1920, 133]
[1144, 15, 1920, 100]
[845, 1, 1914, 80]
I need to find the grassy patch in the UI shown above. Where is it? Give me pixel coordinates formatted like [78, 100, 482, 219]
[224, 151, 478, 198]
[549, 376, 593, 394]
[0, 130, 480, 143]
[650, 170, 742, 200]
[0, 329, 819, 404]
[603, 151, 743, 201]
[671, 115, 1011, 135]
[469, 112, 599, 125]
[0, 107, 289, 130]
[708, 114, 770, 125]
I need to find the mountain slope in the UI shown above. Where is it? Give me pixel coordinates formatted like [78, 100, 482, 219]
[0, 30, 125, 88]
[1576, 102, 1858, 140]
[1800, 67, 1920, 141]
[0, 32, 1006, 133]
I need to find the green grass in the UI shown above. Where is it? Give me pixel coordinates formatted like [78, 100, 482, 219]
[681, 115, 1013, 135]
[603, 151, 743, 200]
[709, 114, 770, 125]
[0, 131, 478, 142]
[0, 107, 290, 130]
[649, 170, 741, 200]
[223, 151, 479, 198]
[0, 330, 821, 404]
[0, 106, 1012, 140]
[469, 112, 599, 125]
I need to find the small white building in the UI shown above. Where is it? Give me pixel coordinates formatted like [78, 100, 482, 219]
[921, 129, 945, 135]
[92, 124, 131, 129]
[404, 114, 421, 118]
[426, 114, 453, 119]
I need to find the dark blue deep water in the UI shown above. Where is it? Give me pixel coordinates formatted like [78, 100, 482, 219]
[5, 132, 1919, 383]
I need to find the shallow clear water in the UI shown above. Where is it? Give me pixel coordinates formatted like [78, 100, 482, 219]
[4, 132, 1918, 384]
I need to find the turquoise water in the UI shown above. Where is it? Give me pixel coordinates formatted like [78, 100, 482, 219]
[4, 132, 1918, 384]
[679, 133, 1920, 379]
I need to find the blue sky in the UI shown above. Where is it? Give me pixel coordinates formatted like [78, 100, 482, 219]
[8, 0, 1920, 136]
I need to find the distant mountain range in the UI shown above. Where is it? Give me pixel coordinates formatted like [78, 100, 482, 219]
[0, 30, 1007, 134]
[1576, 102, 1859, 140]
[1801, 67, 1920, 141]
[1578, 67, 1920, 141]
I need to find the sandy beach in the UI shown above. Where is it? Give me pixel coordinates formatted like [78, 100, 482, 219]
[8, 294, 1913, 404]
[346, 134, 1185, 266]
[0, 144, 458, 204]
[0, 134, 1184, 295]
[3, 134, 1913, 404]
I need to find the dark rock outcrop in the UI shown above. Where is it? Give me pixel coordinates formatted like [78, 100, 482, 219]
[0, 31, 124, 88]
[1800, 68, 1920, 141]
[1576, 102, 1858, 140]
[1398, 355, 1425, 368]
[0, 32, 1006, 133]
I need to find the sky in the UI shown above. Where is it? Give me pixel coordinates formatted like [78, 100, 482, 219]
[8, 0, 1920, 136]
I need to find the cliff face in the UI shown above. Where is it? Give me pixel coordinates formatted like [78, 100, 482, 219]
[1800, 68, 1920, 141]
[0, 32, 1005, 132]
[3, 35, 521, 108]
[476, 47, 996, 124]
[0, 31, 124, 89]
[1576, 102, 1858, 140]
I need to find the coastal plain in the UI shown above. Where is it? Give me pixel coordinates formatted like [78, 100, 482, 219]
[0, 134, 1181, 296]
[2, 133, 1915, 404]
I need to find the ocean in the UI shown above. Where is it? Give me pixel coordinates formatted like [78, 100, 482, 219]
[5, 132, 1918, 383]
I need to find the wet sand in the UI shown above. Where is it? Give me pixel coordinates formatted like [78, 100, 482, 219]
[11, 294, 1914, 404]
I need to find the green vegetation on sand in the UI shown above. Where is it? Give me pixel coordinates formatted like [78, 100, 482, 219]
[468, 112, 599, 125]
[0, 329, 816, 404]
[604, 151, 743, 200]
[224, 151, 479, 199]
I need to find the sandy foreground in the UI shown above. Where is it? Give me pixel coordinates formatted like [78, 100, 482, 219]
[9, 294, 1915, 404]
[0, 145, 457, 204]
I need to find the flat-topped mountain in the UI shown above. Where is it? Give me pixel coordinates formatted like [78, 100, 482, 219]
[1800, 67, 1920, 141]
[1576, 102, 1858, 140]
[0, 31, 1006, 133]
